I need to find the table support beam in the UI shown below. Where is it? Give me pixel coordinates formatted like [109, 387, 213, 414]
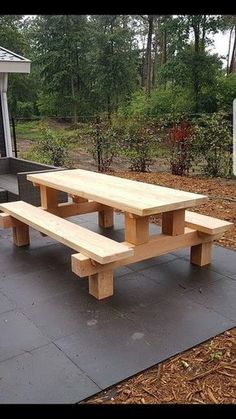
[124, 212, 149, 245]
[98, 206, 114, 228]
[72, 228, 221, 278]
[162, 209, 185, 236]
[40, 185, 59, 210]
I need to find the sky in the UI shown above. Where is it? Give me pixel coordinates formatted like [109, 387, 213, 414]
[208, 31, 231, 66]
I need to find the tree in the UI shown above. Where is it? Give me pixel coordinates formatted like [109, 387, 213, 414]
[33, 15, 88, 121]
[88, 15, 139, 119]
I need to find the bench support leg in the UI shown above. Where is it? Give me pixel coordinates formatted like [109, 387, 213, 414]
[190, 242, 212, 266]
[13, 222, 30, 247]
[162, 209, 185, 236]
[98, 206, 114, 228]
[89, 270, 114, 299]
[125, 213, 149, 245]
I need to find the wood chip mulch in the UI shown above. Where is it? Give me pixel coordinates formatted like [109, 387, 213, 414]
[83, 172, 236, 405]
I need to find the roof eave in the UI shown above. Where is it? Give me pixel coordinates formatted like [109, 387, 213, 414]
[0, 61, 31, 73]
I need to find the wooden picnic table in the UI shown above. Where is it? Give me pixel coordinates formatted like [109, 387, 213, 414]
[1, 168, 231, 300]
[27, 168, 207, 240]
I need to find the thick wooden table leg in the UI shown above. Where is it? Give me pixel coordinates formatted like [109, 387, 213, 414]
[125, 212, 149, 245]
[89, 270, 114, 299]
[13, 221, 30, 246]
[162, 209, 185, 236]
[40, 185, 59, 210]
[190, 242, 212, 266]
[98, 206, 114, 228]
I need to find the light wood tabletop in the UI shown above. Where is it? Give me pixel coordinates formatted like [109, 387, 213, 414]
[27, 169, 208, 216]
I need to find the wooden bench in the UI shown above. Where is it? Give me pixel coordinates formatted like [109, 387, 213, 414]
[0, 201, 134, 299]
[184, 211, 233, 266]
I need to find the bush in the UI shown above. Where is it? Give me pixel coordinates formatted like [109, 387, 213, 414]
[191, 112, 232, 177]
[148, 87, 195, 118]
[217, 73, 236, 112]
[32, 127, 69, 167]
[118, 90, 148, 118]
[121, 120, 158, 172]
[90, 119, 120, 172]
[16, 101, 35, 118]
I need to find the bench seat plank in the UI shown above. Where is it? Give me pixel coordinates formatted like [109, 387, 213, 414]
[0, 201, 133, 264]
[185, 211, 233, 235]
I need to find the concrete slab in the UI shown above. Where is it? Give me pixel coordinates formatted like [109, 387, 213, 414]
[0, 343, 100, 404]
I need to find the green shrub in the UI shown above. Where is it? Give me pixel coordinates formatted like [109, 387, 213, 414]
[121, 120, 159, 172]
[32, 127, 69, 167]
[192, 112, 232, 177]
[148, 87, 195, 118]
[16, 101, 35, 118]
[217, 73, 236, 112]
[118, 90, 148, 118]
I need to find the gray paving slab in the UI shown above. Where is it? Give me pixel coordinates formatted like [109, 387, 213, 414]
[138, 257, 225, 292]
[22, 288, 123, 341]
[0, 343, 100, 404]
[0, 310, 50, 362]
[54, 316, 166, 389]
[184, 276, 236, 321]
[121, 293, 234, 352]
[0, 291, 16, 314]
[0, 267, 79, 309]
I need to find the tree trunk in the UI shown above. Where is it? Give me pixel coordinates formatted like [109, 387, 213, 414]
[145, 15, 154, 96]
[141, 43, 146, 87]
[152, 17, 159, 88]
[229, 25, 236, 74]
[71, 75, 78, 124]
[161, 26, 167, 65]
[107, 95, 111, 123]
[227, 26, 234, 75]
[192, 17, 200, 111]
[201, 15, 206, 52]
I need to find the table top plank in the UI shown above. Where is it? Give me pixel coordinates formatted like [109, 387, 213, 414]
[27, 169, 208, 216]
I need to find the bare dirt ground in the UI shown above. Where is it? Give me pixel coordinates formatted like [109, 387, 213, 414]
[82, 171, 236, 405]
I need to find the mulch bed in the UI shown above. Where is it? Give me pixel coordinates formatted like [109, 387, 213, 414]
[83, 172, 236, 405]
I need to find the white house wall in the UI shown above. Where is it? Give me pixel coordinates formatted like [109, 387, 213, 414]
[0, 73, 12, 157]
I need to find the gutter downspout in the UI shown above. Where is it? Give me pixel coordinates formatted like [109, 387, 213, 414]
[0, 73, 12, 157]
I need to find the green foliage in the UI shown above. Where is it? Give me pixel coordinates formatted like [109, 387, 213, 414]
[118, 90, 148, 118]
[121, 120, 158, 172]
[14, 101, 35, 118]
[148, 87, 195, 118]
[90, 119, 121, 172]
[161, 46, 222, 113]
[209, 350, 223, 361]
[2, 13, 233, 150]
[119, 86, 195, 120]
[217, 73, 236, 112]
[32, 128, 69, 167]
[191, 112, 232, 177]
